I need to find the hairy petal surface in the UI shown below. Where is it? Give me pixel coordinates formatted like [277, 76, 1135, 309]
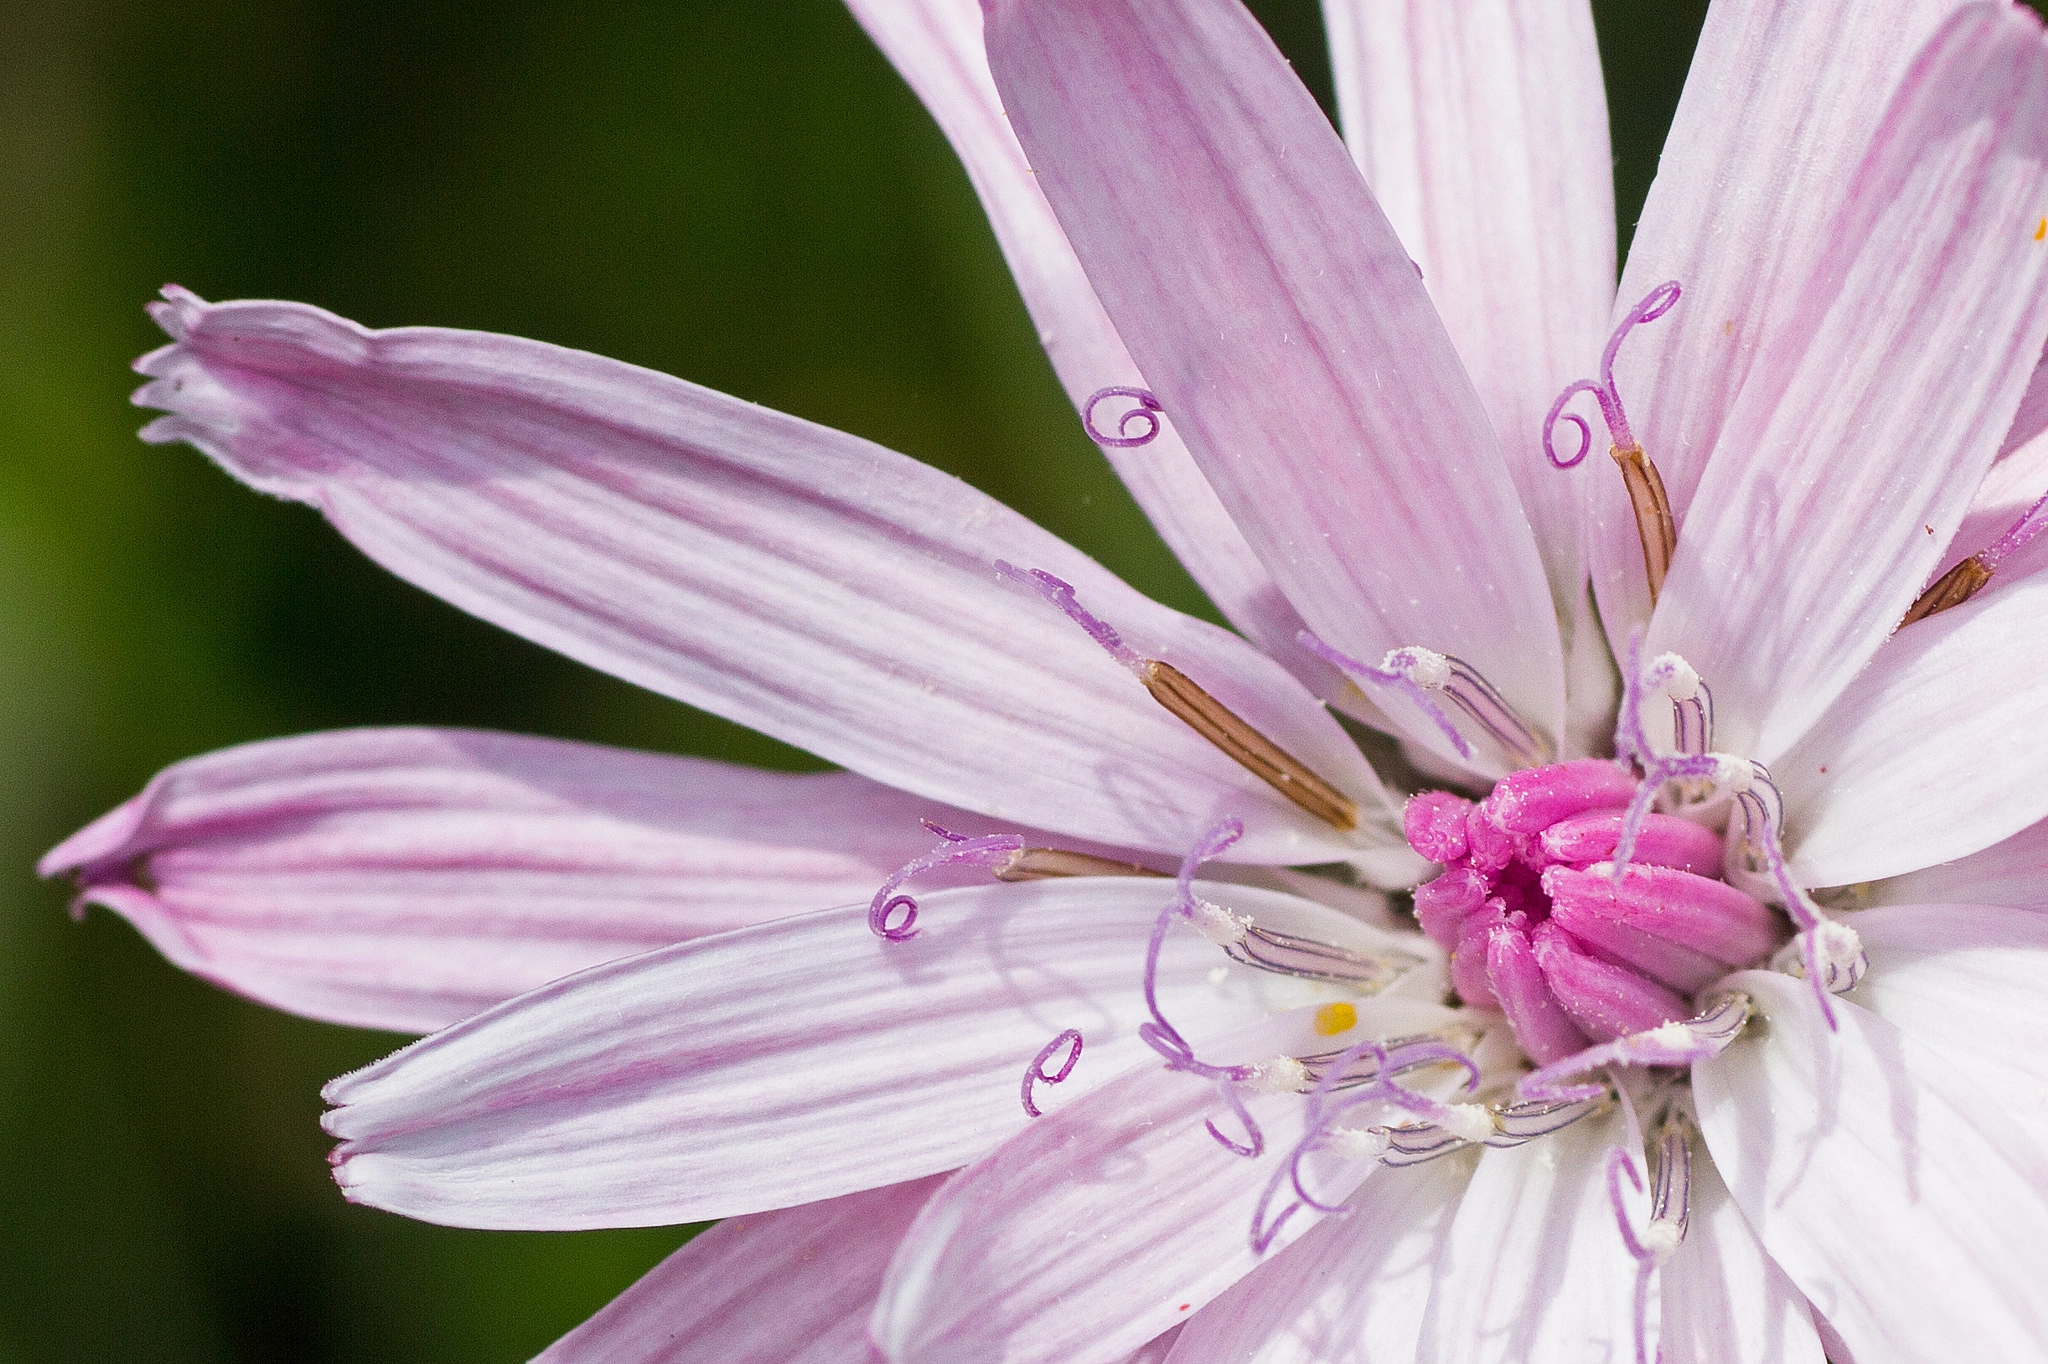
[323, 879, 1370, 1228]
[534, 1176, 943, 1363]
[1595, 0, 1969, 639]
[135, 290, 1386, 863]
[1695, 971, 2048, 1362]
[986, 0, 1564, 770]
[1651, 3, 2048, 760]
[871, 1042, 1346, 1364]
[1659, 1152, 1824, 1364]
[2000, 341, 2048, 457]
[39, 727, 966, 1033]
[1164, 1149, 1474, 1364]
[1323, 0, 1614, 606]
[1414, 1108, 1640, 1364]
[1779, 563, 2048, 886]
[845, 0, 1304, 661]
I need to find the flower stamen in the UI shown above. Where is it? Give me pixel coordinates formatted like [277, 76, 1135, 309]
[1608, 1123, 1691, 1364]
[997, 563, 1360, 831]
[1546, 282, 1683, 604]
[991, 847, 1167, 881]
[1517, 994, 1752, 1105]
[1137, 819, 1270, 1158]
[1901, 485, 2048, 626]
[1300, 634, 1548, 767]
[1222, 923, 1424, 992]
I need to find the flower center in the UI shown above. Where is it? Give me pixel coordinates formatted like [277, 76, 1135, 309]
[1405, 758, 1787, 1064]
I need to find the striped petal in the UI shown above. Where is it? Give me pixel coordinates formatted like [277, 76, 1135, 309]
[39, 727, 978, 1033]
[135, 288, 1390, 863]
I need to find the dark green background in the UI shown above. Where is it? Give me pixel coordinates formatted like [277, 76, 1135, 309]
[2, 1, 1984, 1357]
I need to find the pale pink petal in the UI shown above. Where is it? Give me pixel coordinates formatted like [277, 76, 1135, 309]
[322, 879, 1383, 1228]
[1116, 1329, 1184, 1364]
[535, 1176, 941, 1363]
[1867, 817, 2048, 910]
[869, 1039, 1351, 1364]
[1413, 1109, 1639, 1364]
[1778, 562, 2048, 886]
[843, 0, 1305, 664]
[1323, 0, 1615, 604]
[1659, 1152, 1824, 1364]
[136, 289, 1389, 864]
[39, 727, 986, 1033]
[1693, 970, 2048, 1361]
[1163, 1149, 1474, 1364]
[1650, 4, 2048, 761]
[1999, 342, 2048, 457]
[984, 0, 1564, 769]
[1593, 0, 1970, 639]
[1845, 904, 2048, 1134]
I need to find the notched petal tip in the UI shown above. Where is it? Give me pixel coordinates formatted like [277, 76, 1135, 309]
[146, 283, 207, 341]
[38, 790, 152, 881]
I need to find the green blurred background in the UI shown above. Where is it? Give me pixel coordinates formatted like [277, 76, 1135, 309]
[0, 0, 1968, 1357]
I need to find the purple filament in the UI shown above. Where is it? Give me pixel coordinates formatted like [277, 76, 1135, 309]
[1021, 1028, 1084, 1119]
[1249, 1034, 1482, 1253]
[1137, 818, 1268, 1158]
[1980, 485, 2048, 570]
[1605, 1149, 1663, 1364]
[994, 560, 1143, 673]
[1082, 386, 1165, 447]
[1543, 280, 1682, 467]
[1296, 631, 1474, 760]
[866, 830, 1029, 941]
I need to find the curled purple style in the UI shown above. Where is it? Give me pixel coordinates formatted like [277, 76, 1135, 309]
[1249, 1033, 1482, 1253]
[1137, 818, 1269, 1157]
[866, 829, 1028, 941]
[1021, 1028, 1084, 1118]
[1543, 280, 1681, 467]
[1082, 386, 1164, 447]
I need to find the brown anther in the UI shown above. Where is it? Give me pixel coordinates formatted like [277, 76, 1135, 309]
[1140, 660, 1360, 831]
[1611, 443, 1678, 605]
[993, 848, 1168, 882]
[1900, 554, 1994, 627]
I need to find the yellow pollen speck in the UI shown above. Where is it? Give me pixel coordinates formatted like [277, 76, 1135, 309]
[1314, 1002, 1358, 1036]
[2037, 216, 2046, 242]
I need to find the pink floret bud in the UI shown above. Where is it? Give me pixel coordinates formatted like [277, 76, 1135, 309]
[1403, 790, 1472, 863]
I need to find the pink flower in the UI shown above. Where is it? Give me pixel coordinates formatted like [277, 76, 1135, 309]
[43, 0, 2048, 1361]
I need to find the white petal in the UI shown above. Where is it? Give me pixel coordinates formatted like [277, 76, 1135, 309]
[1866, 816, 2048, 911]
[322, 879, 1379, 1228]
[1780, 561, 2048, 886]
[1164, 1149, 1475, 1364]
[1415, 1107, 1640, 1363]
[1849, 903, 2048, 1137]
[1659, 1150, 1824, 1364]
[1694, 969, 2048, 1361]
